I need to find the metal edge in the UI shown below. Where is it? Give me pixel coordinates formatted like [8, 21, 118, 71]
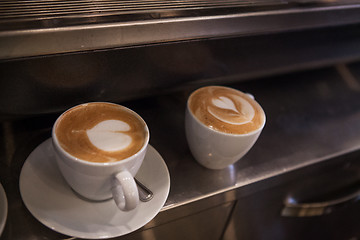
[1, 4, 360, 60]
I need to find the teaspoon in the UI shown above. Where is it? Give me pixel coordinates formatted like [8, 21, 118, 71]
[135, 178, 153, 202]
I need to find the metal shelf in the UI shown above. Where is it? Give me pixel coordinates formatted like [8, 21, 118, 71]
[0, 0, 282, 21]
[1, 1, 360, 60]
[1, 65, 360, 239]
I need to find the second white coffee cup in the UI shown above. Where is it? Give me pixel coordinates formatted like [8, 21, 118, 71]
[52, 102, 149, 211]
[185, 86, 266, 169]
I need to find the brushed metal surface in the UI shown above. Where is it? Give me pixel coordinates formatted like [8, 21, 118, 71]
[1, 2, 360, 59]
[120, 202, 234, 240]
[1, 65, 360, 239]
[2, 24, 360, 117]
[0, 0, 266, 20]
[223, 151, 360, 240]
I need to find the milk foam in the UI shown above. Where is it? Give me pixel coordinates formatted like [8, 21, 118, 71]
[212, 96, 239, 113]
[188, 86, 265, 134]
[86, 120, 132, 152]
[208, 95, 255, 125]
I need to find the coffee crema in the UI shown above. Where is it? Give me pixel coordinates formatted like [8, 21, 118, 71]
[55, 103, 148, 163]
[188, 86, 265, 134]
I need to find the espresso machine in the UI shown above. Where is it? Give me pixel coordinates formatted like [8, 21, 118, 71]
[1, 1, 360, 239]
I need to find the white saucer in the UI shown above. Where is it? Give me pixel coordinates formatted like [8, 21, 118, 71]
[0, 182, 7, 236]
[19, 138, 170, 239]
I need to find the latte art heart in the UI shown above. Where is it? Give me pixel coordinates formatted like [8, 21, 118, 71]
[188, 86, 265, 134]
[208, 96, 255, 125]
[212, 96, 239, 113]
[86, 120, 132, 152]
[55, 103, 148, 163]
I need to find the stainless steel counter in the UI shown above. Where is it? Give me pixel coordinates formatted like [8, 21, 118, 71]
[1, 64, 360, 239]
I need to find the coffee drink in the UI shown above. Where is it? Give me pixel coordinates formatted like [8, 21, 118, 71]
[54, 102, 148, 163]
[188, 86, 265, 134]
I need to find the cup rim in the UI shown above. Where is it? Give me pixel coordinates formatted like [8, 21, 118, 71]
[186, 85, 266, 137]
[52, 102, 150, 166]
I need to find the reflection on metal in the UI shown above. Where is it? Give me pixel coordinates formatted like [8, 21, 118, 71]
[136, 178, 154, 202]
[140, 228, 157, 240]
[1, 122, 14, 166]
[282, 189, 360, 217]
[1, 2, 360, 59]
[336, 64, 360, 91]
[1, 65, 360, 239]
[0, 0, 277, 20]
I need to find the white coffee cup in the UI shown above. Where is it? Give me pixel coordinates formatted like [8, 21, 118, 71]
[185, 86, 266, 169]
[52, 102, 149, 211]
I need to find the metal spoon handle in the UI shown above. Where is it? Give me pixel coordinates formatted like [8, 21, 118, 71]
[135, 178, 153, 202]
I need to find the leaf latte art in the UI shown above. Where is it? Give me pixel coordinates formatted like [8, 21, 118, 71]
[188, 86, 265, 134]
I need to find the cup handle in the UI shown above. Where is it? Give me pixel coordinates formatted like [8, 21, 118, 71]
[246, 93, 255, 100]
[111, 170, 139, 211]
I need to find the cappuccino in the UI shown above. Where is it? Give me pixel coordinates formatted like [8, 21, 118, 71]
[188, 86, 265, 134]
[54, 102, 148, 163]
